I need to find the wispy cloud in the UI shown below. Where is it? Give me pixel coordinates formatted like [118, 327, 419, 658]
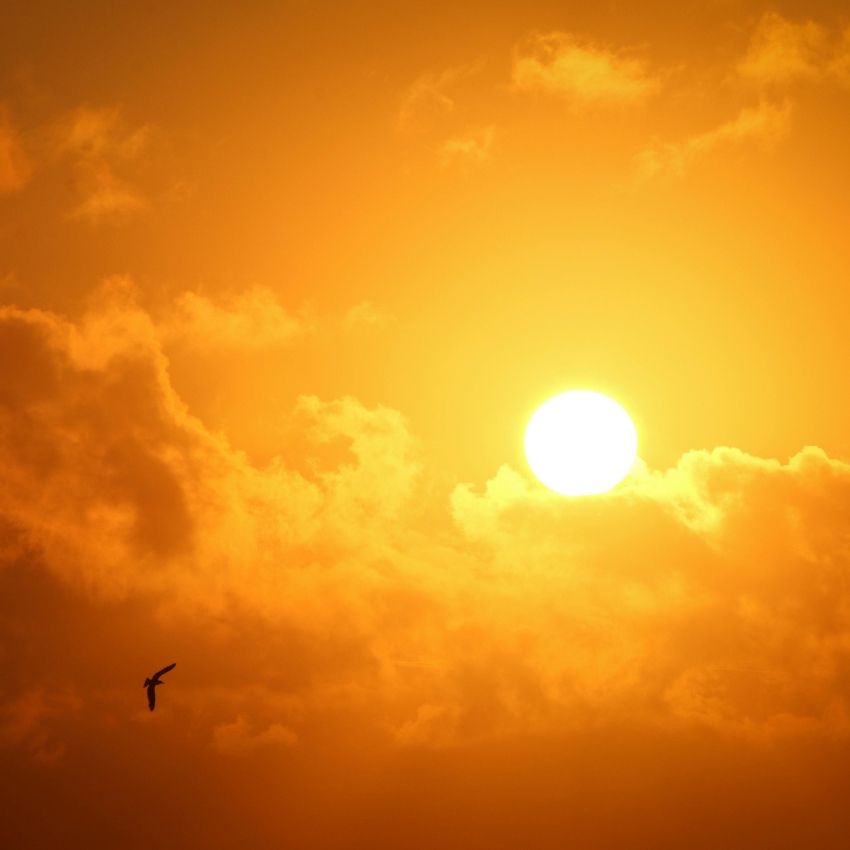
[397, 67, 465, 132]
[738, 13, 850, 89]
[512, 32, 658, 106]
[0, 113, 32, 193]
[214, 716, 298, 755]
[738, 13, 826, 85]
[342, 301, 392, 331]
[0, 688, 81, 763]
[636, 100, 792, 180]
[439, 125, 494, 168]
[831, 28, 850, 86]
[165, 286, 304, 351]
[55, 106, 151, 222]
[71, 161, 147, 220]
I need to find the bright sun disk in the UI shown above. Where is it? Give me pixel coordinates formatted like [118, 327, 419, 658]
[524, 390, 638, 496]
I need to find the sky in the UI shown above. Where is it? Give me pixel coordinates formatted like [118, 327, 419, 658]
[3, 1, 850, 847]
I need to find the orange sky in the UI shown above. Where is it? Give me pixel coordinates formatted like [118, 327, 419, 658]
[4, 2, 850, 847]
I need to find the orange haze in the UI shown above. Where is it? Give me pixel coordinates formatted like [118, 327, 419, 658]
[3, 2, 850, 848]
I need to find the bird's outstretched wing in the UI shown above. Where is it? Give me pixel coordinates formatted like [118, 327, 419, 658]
[153, 663, 177, 680]
[147, 685, 156, 711]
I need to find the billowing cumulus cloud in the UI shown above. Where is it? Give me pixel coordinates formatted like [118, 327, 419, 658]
[460, 450, 850, 737]
[2, 283, 850, 763]
[512, 32, 657, 105]
[636, 100, 792, 179]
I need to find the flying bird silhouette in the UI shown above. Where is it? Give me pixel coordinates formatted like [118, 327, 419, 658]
[144, 663, 176, 711]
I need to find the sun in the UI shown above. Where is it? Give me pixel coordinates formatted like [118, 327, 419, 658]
[524, 390, 638, 496]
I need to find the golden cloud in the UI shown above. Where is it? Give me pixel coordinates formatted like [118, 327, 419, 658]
[166, 286, 304, 351]
[396, 66, 478, 132]
[636, 100, 792, 180]
[2, 282, 850, 758]
[439, 125, 495, 168]
[738, 13, 825, 85]
[512, 32, 657, 106]
[342, 301, 392, 331]
[738, 13, 850, 89]
[54, 106, 151, 222]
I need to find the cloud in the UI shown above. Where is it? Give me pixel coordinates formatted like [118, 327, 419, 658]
[2, 281, 850, 758]
[449, 447, 850, 740]
[737, 13, 825, 85]
[165, 286, 390, 349]
[57, 106, 149, 159]
[54, 106, 151, 222]
[396, 69, 461, 132]
[70, 162, 147, 220]
[0, 282, 420, 605]
[512, 32, 658, 106]
[0, 688, 81, 762]
[738, 13, 850, 89]
[5, 283, 850, 843]
[396, 60, 487, 133]
[165, 286, 304, 351]
[636, 100, 792, 179]
[439, 125, 494, 168]
[342, 301, 392, 331]
[830, 27, 850, 86]
[213, 715, 297, 754]
[0, 113, 32, 193]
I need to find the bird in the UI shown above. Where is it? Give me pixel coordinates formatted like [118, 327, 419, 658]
[144, 663, 176, 711]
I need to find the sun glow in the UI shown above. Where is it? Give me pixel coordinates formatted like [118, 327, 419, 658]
[524, 390, 638, 496]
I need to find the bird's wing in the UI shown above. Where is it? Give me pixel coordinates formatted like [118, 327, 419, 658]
[153, 663, 177, 680]
[147, 685, 156, 711]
